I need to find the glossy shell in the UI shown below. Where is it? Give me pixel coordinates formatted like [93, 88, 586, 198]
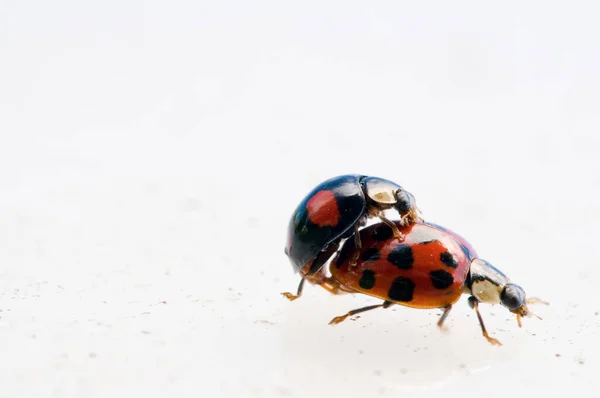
[330, 221, 472, 309]
[285, 175, 366, 272]
[425, 222, 478, 261]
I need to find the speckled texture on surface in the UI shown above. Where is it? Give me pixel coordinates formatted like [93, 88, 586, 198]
[1, 1, 599, 397]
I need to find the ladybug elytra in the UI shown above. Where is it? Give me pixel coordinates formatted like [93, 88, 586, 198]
[284, 221, 546, 345]
[283, 174, 420, 300]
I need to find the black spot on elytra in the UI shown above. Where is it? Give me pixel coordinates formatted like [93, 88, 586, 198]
[387, 245, 413, 269]
[335, 239, 355, 269]
[430, 270, 454, 290]
[440, 252, 458, 268]
[372, 225, 393, 241]
[359, 270, 376, 290]
[387, 277, 415, 302]
[361, 247, 380, 262]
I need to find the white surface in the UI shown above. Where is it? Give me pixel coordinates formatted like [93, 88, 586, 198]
[1, 1, 599, 397]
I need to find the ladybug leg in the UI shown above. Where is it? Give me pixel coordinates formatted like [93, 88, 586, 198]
[315, 276, 355, 296]
[436, 305, 453, 331]
[281, 244, 341, 300]
[281, 278, 305, 301]
[468, 296, 502, 346]
[281, 273, 353, 300]
[282, 258, 355, 300]
[377, 214, 405, 241]
[349, 224, 362, 267]
[329, 300, 394, 325]
[310, 264, 355, 295]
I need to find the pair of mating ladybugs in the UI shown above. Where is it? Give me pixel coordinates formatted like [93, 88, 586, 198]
[283, 174, 546, 345]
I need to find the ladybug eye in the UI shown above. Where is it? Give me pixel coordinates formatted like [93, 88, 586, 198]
[500, 283, 526, 311]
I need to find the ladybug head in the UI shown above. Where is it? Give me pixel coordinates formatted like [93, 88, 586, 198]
[500, 283, 542, 327]
[500, 283, 527, 313]
[469, 258, 543, 327]
[361, 177, 420, 222]
[393, 189, 419, 223]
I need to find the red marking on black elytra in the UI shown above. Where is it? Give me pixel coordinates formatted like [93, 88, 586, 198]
[306, 190, 341, 227]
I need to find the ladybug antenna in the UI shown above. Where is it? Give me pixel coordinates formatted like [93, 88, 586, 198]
[515, 297, 548, 326]
[514, 305, 543, 328]
[516, 295, 551, 326]
[529, 311, 543, 321]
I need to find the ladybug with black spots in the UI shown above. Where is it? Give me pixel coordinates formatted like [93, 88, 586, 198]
[285, 221, 547, 345]
[283, 174, 420, 300]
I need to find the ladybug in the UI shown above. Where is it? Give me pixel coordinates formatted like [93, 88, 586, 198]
[287, 221, 546, 345]
[283, 174, 420, 300]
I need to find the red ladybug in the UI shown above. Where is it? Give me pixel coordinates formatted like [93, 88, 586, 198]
[283, 221, 546, 345]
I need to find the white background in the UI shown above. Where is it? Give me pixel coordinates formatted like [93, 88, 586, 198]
[1, 1, 599, 397]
